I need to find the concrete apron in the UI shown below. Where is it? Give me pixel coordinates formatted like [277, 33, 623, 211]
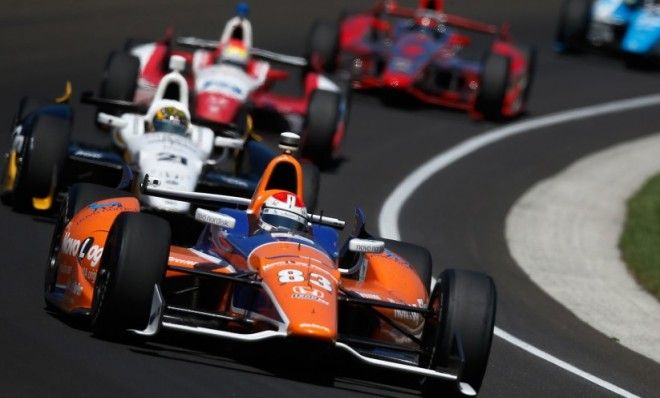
[506, 132, 660, 364]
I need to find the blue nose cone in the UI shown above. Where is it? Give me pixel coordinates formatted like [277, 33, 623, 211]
[236, 2, 250, 18]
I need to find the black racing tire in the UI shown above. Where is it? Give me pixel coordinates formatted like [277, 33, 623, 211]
[475, 53, 510, 120]
[13, 114, 71, 211]
[16, 97, 45, 124]
[301, 161, 320, 213]
[44, 183, 132, 306]
[422, 269, 496, 396]
[381, 239, 433, 293]
[99, 51, 140, 110]
[520, 45, 537, 105]
[555, 0, 592, 53]
[302, 90, 340, 165]
[306, 19, 340, 73]
[91, 212, 170, 337]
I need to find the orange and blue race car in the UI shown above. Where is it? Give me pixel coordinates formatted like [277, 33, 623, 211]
[43, 133, 496, 396]
[307, 0, 535, 120]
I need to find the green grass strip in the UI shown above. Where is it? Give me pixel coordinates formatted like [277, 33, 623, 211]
[620, 173, 660, 301]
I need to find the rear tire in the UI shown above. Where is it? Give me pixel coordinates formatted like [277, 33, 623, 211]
[555, 0, 592, 53]
[306, 20, 340, 72]
[302, 90, 340, 165]
[381, 239, 433, 293]
[13, 114, 71, 211]
[99, 51, 140, 111]
[422, 269, 496, 395]
[475, 53, 510, 120]
[90, 212, 170, 337]
[301, 161, 320, 213]
[16, 97, 45, 123]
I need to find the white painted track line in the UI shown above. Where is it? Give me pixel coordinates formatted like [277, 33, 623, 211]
[493, 328, 640, 398]
[378, 93, 660, 397]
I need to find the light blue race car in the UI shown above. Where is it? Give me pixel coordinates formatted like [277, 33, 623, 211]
[556, 0, 660, 66]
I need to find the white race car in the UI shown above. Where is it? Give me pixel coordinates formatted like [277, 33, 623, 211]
[100, 6, 350, 165]
[89, 55, 320, 213]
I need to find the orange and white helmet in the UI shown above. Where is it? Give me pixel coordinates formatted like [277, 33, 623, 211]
[259, 191, 309, 233]
[220, 39, 249, 68]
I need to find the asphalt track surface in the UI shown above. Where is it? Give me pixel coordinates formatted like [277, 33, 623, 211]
[1, 1, 659, 397]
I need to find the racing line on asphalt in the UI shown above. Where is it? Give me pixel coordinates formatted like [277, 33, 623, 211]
[377, 93, 660, 398]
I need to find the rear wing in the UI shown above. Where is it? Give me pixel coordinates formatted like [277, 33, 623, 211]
[377, 2, 511, 40]
[176, 36, 308, 67]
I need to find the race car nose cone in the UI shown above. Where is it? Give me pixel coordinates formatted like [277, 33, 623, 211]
[388, 78, 401, 88]
[382, 73, 412, 89]
[289, 320, 336, 342]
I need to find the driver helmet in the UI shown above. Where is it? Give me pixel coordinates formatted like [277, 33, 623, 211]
[220, 39, 249, 68]
[151, 105, 190, 136]
[259, 191, 309, 233]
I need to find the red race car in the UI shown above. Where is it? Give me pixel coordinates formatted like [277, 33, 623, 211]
[307, 0, 535, 119]
[100, 5, 349, 164]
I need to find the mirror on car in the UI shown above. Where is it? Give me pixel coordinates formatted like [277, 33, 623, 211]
[97, 112, 127, 128]
[348, 238, 385, 254]
[194, 208, 236, 229]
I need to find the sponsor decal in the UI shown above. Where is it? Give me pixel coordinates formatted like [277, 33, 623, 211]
[61, 232, 81, 257]
[88, 201, 123, 212]
[292, 285, 324, 298]
[357, 292, 381, 300]
[169, 256, 198, 266]
[157, 152, 188, 165]
[291, 293, 329, 305]
[384, 249, 410, 267]
[67, 280, 83, 296]
[202, 80, 243, 95]
[291, 285, 329, 305]
[392, 298, 426, 324]
[73, 149, 103, 159]
[83, 268, 97, 283]
[85, 245, 103, 267]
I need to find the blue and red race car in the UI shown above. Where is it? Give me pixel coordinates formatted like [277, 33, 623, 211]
[306, 0, 535, 120]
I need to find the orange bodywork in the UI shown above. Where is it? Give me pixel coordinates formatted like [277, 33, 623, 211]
[55, 197, 140, 313]
[52, 152, 429, 348]
[248, 241, 340, 341]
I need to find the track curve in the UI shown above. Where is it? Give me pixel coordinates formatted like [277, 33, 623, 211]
[1, 1, 659, 397]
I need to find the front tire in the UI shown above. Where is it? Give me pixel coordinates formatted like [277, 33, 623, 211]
[302, 90, 341, 165]
[306, 20, 340, 72]
[91, 212, 170, 337]
[301, 161, 320, 213]
[475, 53, 510, 120]
[422, 269, 496, 395]
[99, 51, 140, 109]
[555, 0, 592, 53]
[12, 113, 71, 211]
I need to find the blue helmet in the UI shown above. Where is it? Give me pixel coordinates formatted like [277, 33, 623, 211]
[236, 2, 250, 18]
